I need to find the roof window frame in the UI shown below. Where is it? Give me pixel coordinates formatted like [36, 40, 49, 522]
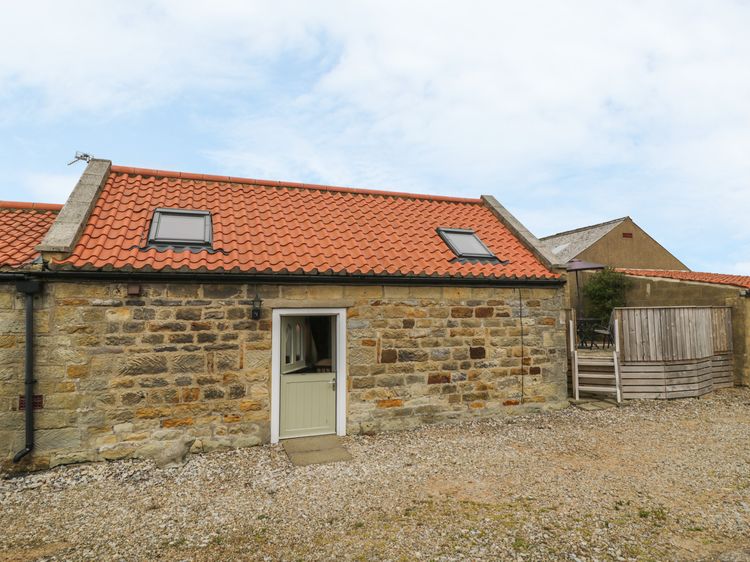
[148, 208, 213, 248]
[436, 227, 496, 259]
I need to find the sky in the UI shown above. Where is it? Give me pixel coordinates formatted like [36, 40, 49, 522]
[1, 1, 748, 274]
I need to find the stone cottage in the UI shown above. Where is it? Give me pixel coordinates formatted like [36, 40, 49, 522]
[1, 160, 567, 471]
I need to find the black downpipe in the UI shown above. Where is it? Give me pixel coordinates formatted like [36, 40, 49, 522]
[518, 288, 525, 404]
[13, 279, 42, 463]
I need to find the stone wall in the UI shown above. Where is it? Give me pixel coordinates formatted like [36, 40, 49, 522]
[345, 286, 568, 433]
[1, 281, 567, 472]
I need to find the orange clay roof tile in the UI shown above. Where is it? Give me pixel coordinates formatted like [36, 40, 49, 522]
[619, 269, 750, 290]
[55, 166, 557, 280]
[0, 201, 62, 268]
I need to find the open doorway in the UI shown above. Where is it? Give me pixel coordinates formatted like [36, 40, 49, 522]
[281, 315, 336, 375]
[272, 309, 347, 442]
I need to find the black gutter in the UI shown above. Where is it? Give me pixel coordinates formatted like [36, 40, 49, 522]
[0, 269, 565, 288]
[13, 279, 42, 463]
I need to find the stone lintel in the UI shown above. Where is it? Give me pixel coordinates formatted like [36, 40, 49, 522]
[264, 299, 356, 309]
[36, 159, 112, 255]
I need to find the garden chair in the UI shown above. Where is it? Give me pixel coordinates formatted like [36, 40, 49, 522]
[593, 313, 615, 348]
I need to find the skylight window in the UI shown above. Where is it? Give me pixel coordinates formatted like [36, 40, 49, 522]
[437, 228, 495, 258]
[148, 208, 212, 247]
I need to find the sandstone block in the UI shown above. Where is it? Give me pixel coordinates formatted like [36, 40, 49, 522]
[380, 349, 398, 363]
[49, 450, 95, 468]
[409, 287, 442, 299]
[147, 321, 186, 332]
[231, 435, 262, 448]
[105, 308, 130, 322]
[175, 308, 202, 320]
[244, 349, 270, 371]
[349, 346, 377, 366]
[36, 428, 82, 452]
[229, 385, 246, 399]
[470, 347, 486, 359]
[280, 286, 308, 299]
[341, 285, 381, 298]
[397, 349, 428, 362]
[164, 284, 198, 298]
[113, 422, 134, 434]
[162, 417, 193, 428]
[239, 400, 262, 411]
[172, 353, 205, 373]
[119, 355, 168, 376]
[99, 443, 137, 461]
[0, 292, 14, 309]
[180, 387, 200, 402]
[165, 334, 190, 344]
[203, 387, 225, 400]
[55, 283, 108, 299]
[451, 307, 473, 318]
[145, 435, 196, 468]
[121, 392, 145, 405]
[203, 284, 243, 299]
[307, 285, 344, 299]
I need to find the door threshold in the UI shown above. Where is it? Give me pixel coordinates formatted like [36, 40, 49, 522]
[281, 432, 336, 442]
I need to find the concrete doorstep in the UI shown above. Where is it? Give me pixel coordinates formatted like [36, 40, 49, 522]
[282, 435, 352, 466]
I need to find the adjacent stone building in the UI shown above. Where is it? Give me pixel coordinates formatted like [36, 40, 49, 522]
[540, 216, 689, 309]
[1, 160, 568, 472]
[540, 216, 688, 271]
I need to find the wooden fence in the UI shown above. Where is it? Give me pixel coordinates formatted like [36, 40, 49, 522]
[612, 306, 733, 399]
[614, 307, 732, 363]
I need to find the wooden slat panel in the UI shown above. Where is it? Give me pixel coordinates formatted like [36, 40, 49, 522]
[624, 391, 668, 399]
[648, 308, 657, 361]
[616, 306, 733, 362]
[710, 307, 733, 353]
[614, 306, 734, 398]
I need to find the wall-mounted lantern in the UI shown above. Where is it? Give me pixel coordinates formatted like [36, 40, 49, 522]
[251, 293, 263, 320]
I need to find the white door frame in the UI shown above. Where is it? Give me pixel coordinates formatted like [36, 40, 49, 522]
[271, 307, 347, 443]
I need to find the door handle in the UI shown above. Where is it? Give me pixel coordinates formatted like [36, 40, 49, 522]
[327, 379, 336, 391]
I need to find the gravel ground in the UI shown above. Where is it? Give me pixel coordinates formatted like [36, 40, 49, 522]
[2, 388, 750, 562]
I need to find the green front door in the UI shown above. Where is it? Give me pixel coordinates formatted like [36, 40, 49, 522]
[279, 316, 336, 439]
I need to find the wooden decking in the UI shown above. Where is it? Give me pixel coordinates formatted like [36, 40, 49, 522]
[569, 323, 622, 403]
[568, 307, 734, 400]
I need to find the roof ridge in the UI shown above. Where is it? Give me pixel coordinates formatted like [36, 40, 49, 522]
[621, 267, 747, 277]
[618, 268, 750, 289]
[540, 216, 629, 240]
[109, 165, 483, 204]
[0, 200, 63, 211]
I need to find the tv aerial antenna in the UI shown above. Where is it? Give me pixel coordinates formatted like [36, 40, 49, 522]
[68, 151, 94, 165]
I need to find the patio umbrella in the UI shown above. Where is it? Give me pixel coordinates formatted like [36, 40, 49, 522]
[566, 259, 606, 313]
